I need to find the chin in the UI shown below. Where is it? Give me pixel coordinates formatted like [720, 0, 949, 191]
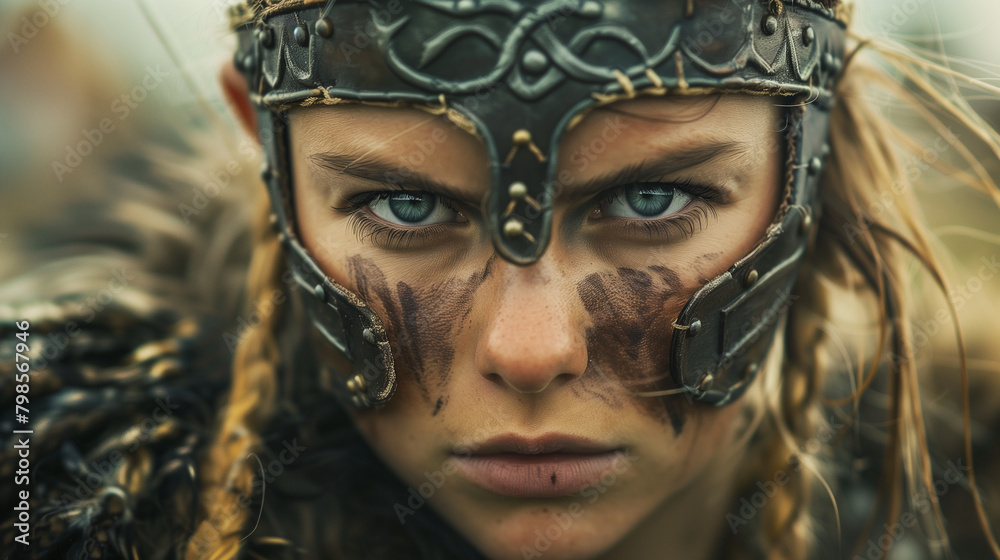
[470, 515, 619, 560]
[433, 494, 635, 560]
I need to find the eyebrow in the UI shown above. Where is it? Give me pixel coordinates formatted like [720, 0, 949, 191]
[560, 140, 752, 203]
[309, 152, 485, 204]
[309, 139, 751, 205]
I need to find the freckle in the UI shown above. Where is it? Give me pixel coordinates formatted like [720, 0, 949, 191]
[551, 473, 557, 485]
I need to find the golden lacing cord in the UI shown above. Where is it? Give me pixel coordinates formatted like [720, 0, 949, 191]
[634, 386, 692, 397]
[645, 68, 665, 90]
[291, 91, 481, 138]
[686, 0, 694, 17]
[675, 51, 689, 91]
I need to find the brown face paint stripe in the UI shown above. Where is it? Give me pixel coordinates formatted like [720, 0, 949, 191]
[577, 266, 691, 435]
[347, 254, 496, 410]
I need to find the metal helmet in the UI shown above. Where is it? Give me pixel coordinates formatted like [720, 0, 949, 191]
[230, 0, 848, 409]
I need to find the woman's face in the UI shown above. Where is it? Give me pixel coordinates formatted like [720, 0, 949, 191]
[288, 94, 783, 559]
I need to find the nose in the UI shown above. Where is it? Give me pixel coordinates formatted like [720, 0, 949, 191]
[475, 258, 589, 394]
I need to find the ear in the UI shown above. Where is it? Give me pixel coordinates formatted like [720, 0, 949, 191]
[220, 59, 258, 139]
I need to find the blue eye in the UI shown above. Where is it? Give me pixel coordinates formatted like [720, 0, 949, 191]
[369, 192, 458, 225]
[602, 183, 693, 219]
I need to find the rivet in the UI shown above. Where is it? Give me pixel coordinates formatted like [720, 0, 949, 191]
[832, 57, 843, 74]
[314, 283, 325, 300]
[522, 49, 549, 74]
[260, 162, 272, 181]
[503, 219, 524, 238]
[456, 0, 476, 12]
[579, 0, 602, 17]
[294, 25, 309, 47]
[688, 319, 702, 337]
[353, 374, 367, 393]
[350, 395, 363, 408]
[257, 26, 274, 48]
[802, 26, 814, 46]
[362, 328, 376, 344]
[512, 129, 532, 146]
[746, 269, 759, 287]
[346, 378, 357, 393]
[233, 52, 245, 71]
[800, 213, 813, 234]
[241, 54, 254, 72]
[808, 156, 823, 175]
[316, 17, 333, 38]
[822, 52, 835, 71]
[762, 15, 778, 35]
[743, 362, 759, 378]
[508, 181, 528, 200]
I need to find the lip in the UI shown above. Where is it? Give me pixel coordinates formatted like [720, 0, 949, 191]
[450, 433, 626, 498]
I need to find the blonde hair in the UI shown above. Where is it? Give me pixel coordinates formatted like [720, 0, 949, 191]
[187, 194, 284, 559]
[190, 28, 1000, 560]
[735, 34, 1000, 560]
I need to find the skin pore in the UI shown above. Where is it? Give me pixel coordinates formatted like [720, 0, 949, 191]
[280, 93, 783, 560]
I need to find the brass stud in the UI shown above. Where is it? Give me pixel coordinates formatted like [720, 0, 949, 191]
[822, 52, 835, 71]
[509, 181, 528, 200]
[316, 17, 333, 38]
[522, 49, 549, 74]
[579, 0, 602, 17]
[743, 362, 759, 379]
[746, 269, 759, 287]
[513, 129, 532, 146]
[257, 26, 274, 48]
[503, 219, 524, 238]
[353, 374, 367, 393]
[294, 25, 309, 47]
[688, 319, 702, 337]
[802, 26, 815, 46]
[762, 15, 778, 35]
[800, 213, 813, 234]
[346, 378, 357, 394]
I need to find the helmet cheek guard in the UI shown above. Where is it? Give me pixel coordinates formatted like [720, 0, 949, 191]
[232, 0, 847, 410]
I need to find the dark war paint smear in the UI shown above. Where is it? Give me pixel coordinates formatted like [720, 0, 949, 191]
[576, 266, 691, 434]
[348, 254, 496, 413]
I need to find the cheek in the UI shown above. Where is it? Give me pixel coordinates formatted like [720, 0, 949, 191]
[344, 254, 497, 409]
[636, 397, 750, 502]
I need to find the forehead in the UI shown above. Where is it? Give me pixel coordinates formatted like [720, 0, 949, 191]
[290, 94, 780, 152]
